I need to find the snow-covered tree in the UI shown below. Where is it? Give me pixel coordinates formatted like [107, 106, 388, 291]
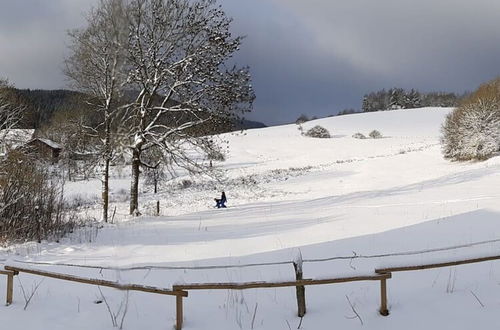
[407, 89, 421, 108]
[389, 88, 405, 110]
[442, 78, 500, 160]
[361, 96, 370, 112]
[121, 0, 254, 215]
[65, 0, 128, 222]
[0, 78, 24, 147]
[363, 88, 464, 112]
[67, 0, 254, 216]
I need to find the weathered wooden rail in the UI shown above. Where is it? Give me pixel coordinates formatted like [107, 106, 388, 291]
[173, 273, 391, 329]
[375, 254, 500, 274]
[375, 254, 500, 315]
[4, 253, 500, 329]
[4, 265, 187, 297]
[3, 265, 187, 329]
[173, 273, 391, 290]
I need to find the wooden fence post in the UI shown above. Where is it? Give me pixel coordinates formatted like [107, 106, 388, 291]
[379, 277, 389, 316]
[293, 255, 306, 317]
[176, 294, 184, 330]
[6, 272, 14, 305]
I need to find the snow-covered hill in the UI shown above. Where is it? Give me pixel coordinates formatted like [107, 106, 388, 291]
[3, 107, 500, 330]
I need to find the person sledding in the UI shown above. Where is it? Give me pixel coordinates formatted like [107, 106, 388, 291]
[214, 191, 227, 208]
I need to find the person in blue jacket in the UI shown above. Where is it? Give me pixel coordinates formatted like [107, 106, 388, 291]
[214, 191, 227, 208]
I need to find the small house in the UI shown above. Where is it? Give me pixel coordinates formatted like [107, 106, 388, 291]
[24, 138, 62, 163]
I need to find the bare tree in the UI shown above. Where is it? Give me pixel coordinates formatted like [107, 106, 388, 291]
[68, 0, 254, 216]
[0, 78, 24, 145]
[65, 0, 128, 222]
[0, 150, 77, 244]
[121, 0, 254, 215]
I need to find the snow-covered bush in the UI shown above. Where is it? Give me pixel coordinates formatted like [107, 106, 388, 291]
[442, 78, 500, 161]
[369, 130, 383, 139]
[305, 125, 331, 139]
[352, 132, 367, 139]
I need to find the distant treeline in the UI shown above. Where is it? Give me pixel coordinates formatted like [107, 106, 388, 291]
[1, 88, 265, 131]
[1, 88, 84, 129]
[362, 88, 469, 112]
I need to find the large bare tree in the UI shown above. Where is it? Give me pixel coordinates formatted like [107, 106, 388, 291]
[65, 0, 128, 222]
[121, 0, 254, 215]
[67, 0, 254, 217]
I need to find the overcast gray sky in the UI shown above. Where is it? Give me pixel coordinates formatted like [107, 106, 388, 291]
[1, 0, 500, 124]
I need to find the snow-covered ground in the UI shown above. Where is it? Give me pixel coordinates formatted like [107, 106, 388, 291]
[2, 107, 500, 329]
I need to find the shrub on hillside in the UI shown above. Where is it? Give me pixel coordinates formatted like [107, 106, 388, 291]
[0, 151, 79, 244]
[305, 125, 331, 138]
[369, 130, 383, 139]
[352, 132, 367, 139]
[442, 78, 500, 161]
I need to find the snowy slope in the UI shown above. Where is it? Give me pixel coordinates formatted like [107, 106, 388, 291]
[3, 107, 500, 330]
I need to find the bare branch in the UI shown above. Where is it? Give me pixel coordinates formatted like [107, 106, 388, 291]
[345, 295, 363, 325]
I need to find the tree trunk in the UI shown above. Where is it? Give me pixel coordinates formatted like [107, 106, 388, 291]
[154, 171, 158, 194]
[129, 148, 141, 215]
[154, 171, 159, 215]
[102, 117, 112, 222]
[102, 157, 110, 222]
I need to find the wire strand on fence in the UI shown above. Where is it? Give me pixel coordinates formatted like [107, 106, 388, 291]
[3, 236, 500, 272]
[303, 236, 500, 263]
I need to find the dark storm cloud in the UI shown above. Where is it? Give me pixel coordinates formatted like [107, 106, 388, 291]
[0, 0, 97, 89]
[223, 0, 500, 123]
[2, 0, 500, 124]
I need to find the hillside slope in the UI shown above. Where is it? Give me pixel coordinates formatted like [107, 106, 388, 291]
[2, 107, 500, 330]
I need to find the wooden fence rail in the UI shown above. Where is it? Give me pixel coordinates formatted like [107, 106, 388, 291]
[375, 254, 500, 274]
[375, 254, 500, 316]
[173, 273, 391, 329]
[4, 252, 500, 329]
[3, 265, 187, 329]
[173, 274, 391, 291]
[4, 265, 187, 297]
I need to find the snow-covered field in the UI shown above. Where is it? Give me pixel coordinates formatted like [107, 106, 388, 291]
[2, 107, 500, 329]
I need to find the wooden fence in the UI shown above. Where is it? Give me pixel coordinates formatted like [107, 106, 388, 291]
[374, 254, 500, 316]
[173, 273, 391, 329]
[2, 265, 187, 329]
[0, 269, 18, 305]
[3, 253, 500, 329]
[2, 263, 389, 330]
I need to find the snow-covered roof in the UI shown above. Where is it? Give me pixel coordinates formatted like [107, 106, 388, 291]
[31, 138, 62, 150]
[0, 129, 35, 145]
[0, 129, 35, 154]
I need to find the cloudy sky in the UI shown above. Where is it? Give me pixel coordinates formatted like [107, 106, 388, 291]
[2, 0, 500, 124]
